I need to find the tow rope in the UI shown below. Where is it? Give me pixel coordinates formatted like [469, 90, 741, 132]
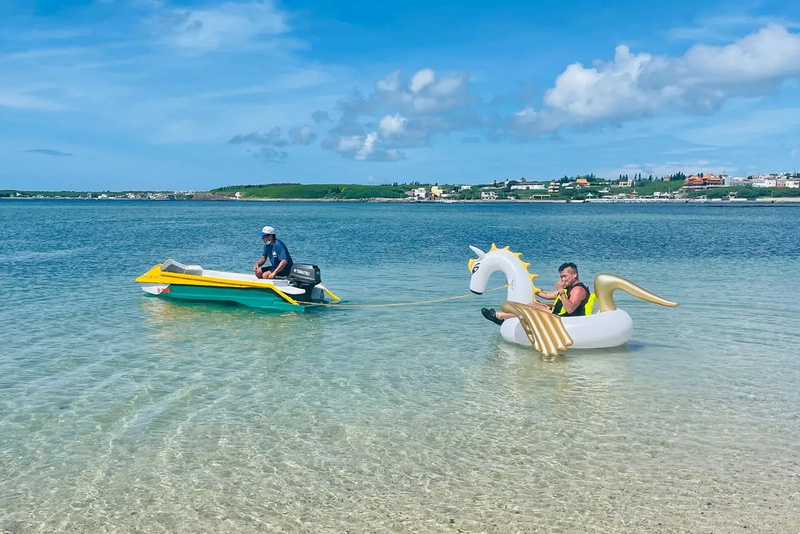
[295, 284, 508, 308]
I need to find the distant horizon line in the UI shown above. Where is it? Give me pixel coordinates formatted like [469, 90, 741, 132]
[5, 171, 800, 195]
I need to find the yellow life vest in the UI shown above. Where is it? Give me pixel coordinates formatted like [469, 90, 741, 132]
[551, 283, 595, 316]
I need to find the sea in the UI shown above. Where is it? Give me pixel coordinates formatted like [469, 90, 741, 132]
[1, 199, 799, 533]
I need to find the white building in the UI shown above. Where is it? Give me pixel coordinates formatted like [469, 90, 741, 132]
[510, 183, 546, 191]
[752, 179, 777, 188]
[413, 187, 428, 199]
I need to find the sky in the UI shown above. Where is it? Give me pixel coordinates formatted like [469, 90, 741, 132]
[2, 0, 800, 191]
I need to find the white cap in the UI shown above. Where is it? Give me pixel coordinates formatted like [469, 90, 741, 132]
[260, 225, 276, 236]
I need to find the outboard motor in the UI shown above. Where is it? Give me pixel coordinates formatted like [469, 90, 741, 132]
[289, 264, 322, 301]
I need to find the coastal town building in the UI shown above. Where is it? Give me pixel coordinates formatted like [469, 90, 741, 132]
[411, 187, 428, 199]
[7, 170, 800, 203]
[684, 173, 724, 190]
[510, 183, 546, 191]
[748, 172, 798, 188]
[752, 179, 778, 188]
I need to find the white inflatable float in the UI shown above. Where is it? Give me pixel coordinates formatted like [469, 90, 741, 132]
[469, 245, 678, 357]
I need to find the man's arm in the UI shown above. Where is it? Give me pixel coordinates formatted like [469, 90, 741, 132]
[537, 289, 559, 301]
[538, 280, 567, 304]
[527, 300, 553, 312]
[265, 259, 287, 279]
[558, 286, 588, 314]
[254, 256, 267, 274]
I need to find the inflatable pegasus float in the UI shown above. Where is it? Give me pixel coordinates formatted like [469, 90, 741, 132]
[469, 245, 678, 357]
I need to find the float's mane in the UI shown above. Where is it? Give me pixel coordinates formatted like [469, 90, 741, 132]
[469, 244, 541, 302]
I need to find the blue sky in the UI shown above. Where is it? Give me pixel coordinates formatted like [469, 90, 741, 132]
[2, 0, 800, 191]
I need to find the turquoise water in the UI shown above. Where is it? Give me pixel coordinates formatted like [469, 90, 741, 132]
[1, 200, 799, 533]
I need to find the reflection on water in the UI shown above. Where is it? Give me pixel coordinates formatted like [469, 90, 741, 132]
[137, 296, 322, 343]
[138, 294, 301, 324]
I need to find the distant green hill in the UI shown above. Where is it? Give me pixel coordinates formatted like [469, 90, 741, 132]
[211, 183, 410, 199]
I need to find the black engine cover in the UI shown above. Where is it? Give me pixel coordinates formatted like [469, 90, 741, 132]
[289, 264, 321, 286]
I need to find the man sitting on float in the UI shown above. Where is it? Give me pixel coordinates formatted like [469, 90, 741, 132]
[481, 262, 594, 325]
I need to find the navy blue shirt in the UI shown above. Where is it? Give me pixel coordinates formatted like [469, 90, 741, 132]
[262, 238, 293, 275]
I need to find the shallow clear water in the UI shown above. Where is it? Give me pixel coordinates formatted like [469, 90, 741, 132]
[1, 200, 799, 533]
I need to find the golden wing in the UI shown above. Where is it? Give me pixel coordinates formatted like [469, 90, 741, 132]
[500, 301, 573, 357]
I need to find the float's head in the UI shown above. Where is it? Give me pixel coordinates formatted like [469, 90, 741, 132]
[468, 245, 489, 294]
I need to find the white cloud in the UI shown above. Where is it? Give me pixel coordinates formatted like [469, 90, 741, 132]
[321, 68, 472, 161]
[331, 135, 363, 153]
[667, 14, 791, 42]
[429, 74, 467, 98]
[377, 68, 470, 114]
[355, 132, 377, 160]
[543, 45, 656, 121]
[377, 71, 401, 92]
[289, 124, 316, 145]
[156, 1, 289, 50]
[228, 124, 317, 152]
[379, 114, 407, 137]
[409, 68, 434, 93]
[513, 24, 800, 136]
[326, 132, 401, 162]
[679, 25, 800, 84]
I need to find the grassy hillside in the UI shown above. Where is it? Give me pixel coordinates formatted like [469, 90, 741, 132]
[211, 183, 410, 199]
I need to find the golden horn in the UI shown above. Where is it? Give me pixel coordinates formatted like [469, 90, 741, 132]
[593, 273, 679, 313]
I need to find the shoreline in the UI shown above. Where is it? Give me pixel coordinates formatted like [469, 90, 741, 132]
[4, 196, 800, 203]
[168, 196, 800, 204]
